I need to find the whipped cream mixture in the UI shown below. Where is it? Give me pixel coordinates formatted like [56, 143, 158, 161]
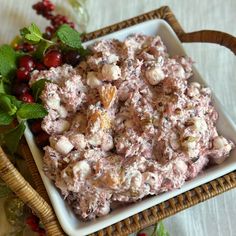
[30, 34, 234, 220]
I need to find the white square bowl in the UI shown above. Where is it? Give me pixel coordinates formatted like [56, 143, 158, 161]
[23, 19, 236, 236]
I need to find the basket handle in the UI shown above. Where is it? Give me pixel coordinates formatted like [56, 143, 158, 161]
[161, 6, 236, 55]
[0, 146, 64, 236]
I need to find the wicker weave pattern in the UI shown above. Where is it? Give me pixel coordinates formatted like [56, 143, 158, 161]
[92, 172, 236, 236]
[0, 6, 235, 236]
[0, 147, 64, 235]
[82, 6, 236, 54]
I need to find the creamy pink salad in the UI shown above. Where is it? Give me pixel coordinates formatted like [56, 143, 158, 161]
[30, 34, 234, 220]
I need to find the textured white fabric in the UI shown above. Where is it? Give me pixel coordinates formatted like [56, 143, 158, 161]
[0, 1, 235, 235]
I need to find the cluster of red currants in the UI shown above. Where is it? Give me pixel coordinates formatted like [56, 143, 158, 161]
[13, 51, 63, 146]
[14, 55, 36, 103]
[15, 42, 35, 53]
[14, 48, 74, 98]
[25, 214, 46, 236]
[13, 48, 81, 102]
[12, 0, 81, 148]
[13, 52, 54, 102]
[33, 0, 75, 39]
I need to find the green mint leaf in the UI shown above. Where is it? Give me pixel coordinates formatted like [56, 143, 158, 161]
[0, 94, 22, 109]
[17, 103, 48, 120]
[28, 23, 42, 37]
[0, 77, 9, 94]
[33, 40, 51, 60]
[0, 45, 18, 78]
[3, 122, 26, 153]
[20, 27, 30, 37]
[56, 24, 83, 49]
[151, 222, 169, 236]
[0, 110, 14, 125]
[0, 94, 17, 116]
[20, 23, 43, 44]
[7, 95, 23, 109]
[31, 79, 50, 101]
[25, 34, 41, 42]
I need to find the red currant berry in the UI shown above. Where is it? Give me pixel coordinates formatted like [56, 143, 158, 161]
[35, 131, 50, 148]
[19, 93, 34, 103]
[21, 42, 35, 52]
[43, 50, 62, 68]
[38, 229, 46, 236]
[30, 120, 43, 134]
[35, 62, 47, 71]
[43, 0, 54, 11]
[25, 215, 40, 232]
[45, 26, 54, 34]
[137, 233, 147, 236]
[12, 83, 30, 96]
[16, 67, 30, 81]
[19, 55, 35, 71]
[68, 22, 75, 28]
[25, 43, 35, 52]
[15, 44, 23, 51]
[63, 50, 81, 66]
[44, 26, 55, 39]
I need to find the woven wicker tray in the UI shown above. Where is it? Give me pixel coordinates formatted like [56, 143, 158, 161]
[0, 6, 236, 236]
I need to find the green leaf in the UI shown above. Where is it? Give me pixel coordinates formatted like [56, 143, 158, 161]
[0, 94, 22, 117]
[31, 79, 50, 101]
[8, 95, 23, 109]
[151, 222, 169, 236]
[0, 110, 14, 125]
[20, 27, 30, 37]
[0, 77, 9, 94]
[17, 103, 48, 120]
[20, 23, 43, 44]
[33, 40, 51, 60]
[0, 45, 18, 78]
[28, 23, 42, 36]
[0, 94, 18, 116]
[3, 122, 26, 153]
[56, 24, 83, 49]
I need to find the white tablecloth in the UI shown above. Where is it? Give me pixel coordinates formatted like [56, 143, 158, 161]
[0, 1, 235, 235]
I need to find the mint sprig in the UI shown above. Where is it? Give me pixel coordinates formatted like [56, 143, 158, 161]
[0, 94, 18, 116]
[20, 23, 54, 60]
[56, 24, 89, 56]
[0, 45, 22, 94]
[56, 24, 82, 49]
[0, 111, 13, 125]
[0, 93, 47, 153]
[17, 103, 48, 119]
[0, 22, 89, 154]
[34, 40, 51, 60]
[0, 92, 47, 153]
[0, 76, 11, 94]
[20, 23, 46, 44]
[20, 23, 89, 59]
[0, 45, 18, 78]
